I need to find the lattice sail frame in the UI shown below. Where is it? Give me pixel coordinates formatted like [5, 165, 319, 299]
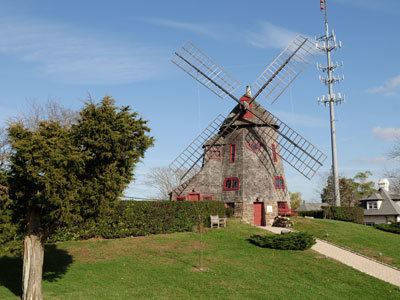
[172, 42, 241, 100]
[252, 35, 318, 104]
[245, 109, 327, 179]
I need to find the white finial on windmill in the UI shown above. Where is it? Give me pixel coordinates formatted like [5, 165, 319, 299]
[245, 85, 252, 98]
[378, 178, 390, 192]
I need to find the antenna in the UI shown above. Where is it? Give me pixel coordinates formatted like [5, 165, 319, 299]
[316, 0, 344, 206]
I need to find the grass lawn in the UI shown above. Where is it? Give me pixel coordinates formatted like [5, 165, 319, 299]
[1, 220, 399, 299]
[292, 217, 400, 268]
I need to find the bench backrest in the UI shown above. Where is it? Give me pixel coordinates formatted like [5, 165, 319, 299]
[210, 215, 219, 222]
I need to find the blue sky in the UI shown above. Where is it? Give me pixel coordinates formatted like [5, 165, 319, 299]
[0, 0, 399, 201]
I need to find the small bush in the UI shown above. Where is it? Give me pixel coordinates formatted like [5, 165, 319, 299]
[298, 210, 324, 219]
[249, 232, 316, 250]
[272, 216, 293, 227]
[374, 223, 400, 235]
[323, 206, 364, 224]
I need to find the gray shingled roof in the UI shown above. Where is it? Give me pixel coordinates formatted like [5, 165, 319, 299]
[296, 202, 328, 212]
[362, 189, 400, 216]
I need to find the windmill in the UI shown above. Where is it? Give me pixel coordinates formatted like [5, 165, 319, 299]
[169, 36, 327, 225]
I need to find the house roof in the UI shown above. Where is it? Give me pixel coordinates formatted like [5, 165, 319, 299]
[361, 191, 400, 201]
[296, 202, 328, 212]
[363, 188, 400, 216]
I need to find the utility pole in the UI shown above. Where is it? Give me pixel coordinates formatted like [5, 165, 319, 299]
[316, 0, 344, 207]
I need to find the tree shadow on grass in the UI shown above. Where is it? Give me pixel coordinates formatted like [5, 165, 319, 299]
[0, 244, 73, 297]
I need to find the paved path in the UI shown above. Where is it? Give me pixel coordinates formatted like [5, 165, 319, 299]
[261, 226, 400, 287]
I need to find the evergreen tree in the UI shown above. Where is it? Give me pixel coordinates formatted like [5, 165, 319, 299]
[72, 96, 154, 219]
[0, 170, 19, 254]
[8, 121, 84, 299]
[6, 96, 154, 299]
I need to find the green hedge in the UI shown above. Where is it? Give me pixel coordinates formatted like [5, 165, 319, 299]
[374, 223, 400, 234]
[249, 232, 316, 250]
[322, 206, 364, 224]
[50, 200, 226, 241]
[298, 210, 325, 219]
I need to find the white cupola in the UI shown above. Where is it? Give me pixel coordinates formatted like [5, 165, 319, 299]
[378, 178, 390, 192]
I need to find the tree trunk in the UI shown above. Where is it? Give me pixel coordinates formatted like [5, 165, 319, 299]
[22, 209, 44, 300]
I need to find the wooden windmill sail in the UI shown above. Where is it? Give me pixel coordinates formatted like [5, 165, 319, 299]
[169, 36, 327, 225]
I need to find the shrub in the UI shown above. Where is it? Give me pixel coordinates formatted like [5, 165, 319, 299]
[272, 216, 293, 227]
[374, 223, 400, 235]
[298, 210, 324, 219]
[49, 200, 226, 241]
[323, 206, 364, 224]
[249, 232, 316, 250]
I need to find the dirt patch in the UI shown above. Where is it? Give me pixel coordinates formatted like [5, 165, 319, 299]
[66, 235, 209, 264]
[361, 248, 395, 265]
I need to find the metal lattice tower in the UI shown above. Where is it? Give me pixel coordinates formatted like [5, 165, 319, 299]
[316, 0, 344, 206]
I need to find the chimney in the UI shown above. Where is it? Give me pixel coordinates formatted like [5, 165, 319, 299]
[378, 178, 390, 192]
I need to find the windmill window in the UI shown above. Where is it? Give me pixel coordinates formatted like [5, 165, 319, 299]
[229, 144, 236, 163]
[208, 146, 221, 160]
[246, 141, 261, 153]
[272, 143, 278, 162]
[274, 176, 285, 190]
[223, 177, 240, 191]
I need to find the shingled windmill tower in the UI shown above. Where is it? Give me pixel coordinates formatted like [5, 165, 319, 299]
[169, 37, 327, 225]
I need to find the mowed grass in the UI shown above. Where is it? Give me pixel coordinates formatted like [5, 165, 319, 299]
[1, 220, 399, 299]
[292, 217, 400, 268]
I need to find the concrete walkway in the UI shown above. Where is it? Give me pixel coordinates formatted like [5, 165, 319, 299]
[261, 226, 400, 287]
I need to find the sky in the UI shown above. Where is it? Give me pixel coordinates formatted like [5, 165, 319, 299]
[0, 0, 399, 202]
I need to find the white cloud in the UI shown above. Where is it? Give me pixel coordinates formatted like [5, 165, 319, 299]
[247, 22, 303, 49]
[148, 18, 307, 51]
[372, 127, 400, 141]
[0, 17, 164, 85]
[367, 75, 400, 96]
[147, 18, 222, 39]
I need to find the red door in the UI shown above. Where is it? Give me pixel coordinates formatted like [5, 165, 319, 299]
[188, 193, 200, 201]
[253, 202, 264, 226]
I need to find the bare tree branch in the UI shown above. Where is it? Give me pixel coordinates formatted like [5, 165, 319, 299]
[10, 99, 78, 129]
[144, 167, 186, 200]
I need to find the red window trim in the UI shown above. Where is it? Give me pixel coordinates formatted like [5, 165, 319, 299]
[229, 144, 236, 163]
[272, 143, 278, 162]
[274, 176, 285, 190]
[202, 195, 214, 201]
[223, 177, 240, 191]
[245, 141, 261, 153]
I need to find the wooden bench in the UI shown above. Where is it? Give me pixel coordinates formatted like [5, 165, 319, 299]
[210, 215, 227, 228]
